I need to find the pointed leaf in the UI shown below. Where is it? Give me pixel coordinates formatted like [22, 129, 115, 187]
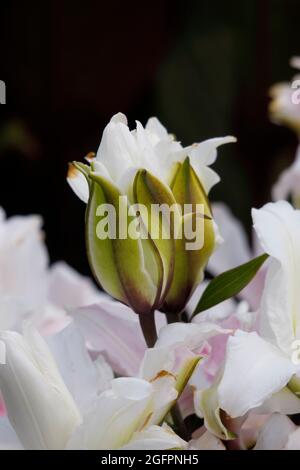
[193, 253, 269, 316]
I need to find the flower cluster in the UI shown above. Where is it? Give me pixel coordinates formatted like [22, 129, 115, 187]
[1, 58, 300, 450]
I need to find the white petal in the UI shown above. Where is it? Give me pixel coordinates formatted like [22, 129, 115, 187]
[189, 430, 226, 450]
[254, 386, 300, 415]
[155, 322, 230, 349]
[139, 347, 175, 382]
[67, 378, 159, 450]
[92, 160, 114, 182]
[47, 322, 112, 413]
[0, 417, 23, 450]
[208, 203, 251, 275]
[134, 120, 161, 176]
[121, 424, 187, 450]
[188, 136, 236, 193]
[252, 201, 300, 353]
[145, 117, 170, 143]
[95, 115, 138, 183]
[31, 302, 70, 336]
[0, 297, 30, 331]
[145, 374, 178, 426]
[218, 330, 296, 417]
[47, 261, 101, 309]
[194, 379, 235, 440]
[0, 328, 81, 449]
[254, 413, 296, 450]
[67, 165, 89, 203]
[285, 427, 300, 449]
[139, 342, 199, 424]
[0, 214, 49, 326]
[71, 302, 147, 376]
[110, 112, 128, 125]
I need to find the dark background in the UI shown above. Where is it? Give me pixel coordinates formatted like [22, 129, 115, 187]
[0, 0, 299, 274]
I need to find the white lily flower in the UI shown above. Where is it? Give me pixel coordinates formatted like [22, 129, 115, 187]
[218, 330, 297, 418]
[3, 320, 223, 450]
[67, 376, 177, 450]
[0, 325, 81, 449]
[67, 321, 229, 450]
[215, 201, 300, 420]
[207, 202, 265, 310]
[0, 210, 48, 330]
[67, 114, 236, 315]
[1, 322, 173, 450]
[0, 207, 111, 336]
[67, 113, 235, 200]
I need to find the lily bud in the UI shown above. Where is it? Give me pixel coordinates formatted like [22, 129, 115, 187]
[162, 157, 216, 313]
[85, 170, 164, 315]
[67, 113, 235, 315]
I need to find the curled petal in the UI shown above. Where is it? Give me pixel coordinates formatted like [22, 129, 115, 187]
[218, 330, 296, 418]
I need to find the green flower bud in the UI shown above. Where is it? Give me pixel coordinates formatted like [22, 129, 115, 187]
[85, 170, 164, 315]
[162, 157, 216, 314]
[67, 114, 235, 318]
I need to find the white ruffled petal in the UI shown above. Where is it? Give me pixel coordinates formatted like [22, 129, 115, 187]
[218, 330, 296, 418]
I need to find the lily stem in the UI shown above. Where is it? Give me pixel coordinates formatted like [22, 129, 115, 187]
[170, 402, 190, 441]
[139, 310, 157, 348]
[165, 311, 181, 324]
[165, 310, 190, 441]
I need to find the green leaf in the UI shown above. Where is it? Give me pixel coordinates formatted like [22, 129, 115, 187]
[192, 253, 269, 316]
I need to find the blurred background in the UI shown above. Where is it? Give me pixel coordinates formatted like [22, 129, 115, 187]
[0, 0, 299, 274]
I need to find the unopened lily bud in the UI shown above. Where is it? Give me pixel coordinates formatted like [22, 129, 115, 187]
[67, 113, 235, 315]
[85, 171, 164, 315]
[162, 157, 216, 314]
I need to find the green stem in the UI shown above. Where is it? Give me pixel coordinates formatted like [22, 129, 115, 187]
[139, 310, 157, 348]
[170, 402, 190, 441]
[165, 311, 181, 324]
